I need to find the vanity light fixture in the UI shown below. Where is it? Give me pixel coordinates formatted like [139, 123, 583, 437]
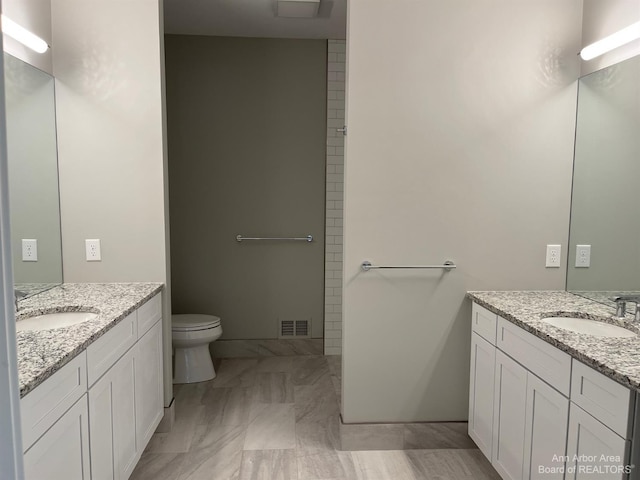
[1, 15, 48, 54]
[580, 20, 640, 61]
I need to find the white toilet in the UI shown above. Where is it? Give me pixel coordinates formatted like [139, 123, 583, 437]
[172, 314, 222, 384]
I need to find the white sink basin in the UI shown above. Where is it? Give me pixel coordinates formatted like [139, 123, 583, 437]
[542, 317, 636, 338]
[16, 311, 98, 332]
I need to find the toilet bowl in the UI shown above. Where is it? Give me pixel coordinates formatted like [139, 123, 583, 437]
[172, 314, 222, 384]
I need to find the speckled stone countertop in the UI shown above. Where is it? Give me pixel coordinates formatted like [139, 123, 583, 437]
[467, 291, 640, 392]
[16, 283, 163, 398]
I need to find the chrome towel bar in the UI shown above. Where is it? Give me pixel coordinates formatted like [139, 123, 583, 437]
[361, 260, 456, 272]
[236, 234, 313, 242]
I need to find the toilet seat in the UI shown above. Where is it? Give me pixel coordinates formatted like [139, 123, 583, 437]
[172, 314, 220, 332]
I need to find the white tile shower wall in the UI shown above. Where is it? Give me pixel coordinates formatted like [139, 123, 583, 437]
[324, 39, 346, 356]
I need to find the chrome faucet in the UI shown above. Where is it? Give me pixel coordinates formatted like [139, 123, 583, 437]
[14, 289, 27, 311]
[612, 295, 640, 322]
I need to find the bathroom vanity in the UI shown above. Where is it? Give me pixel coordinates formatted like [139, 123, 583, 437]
[16, 283, 164, 480]
[467, 291, 640, 480]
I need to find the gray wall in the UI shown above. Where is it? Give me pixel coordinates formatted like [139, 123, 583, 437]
[165, 36, 326, 339]
[343, 0, 582, 423]
[51, 0, 172, 405]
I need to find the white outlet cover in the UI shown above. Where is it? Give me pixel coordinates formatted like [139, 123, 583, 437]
[85, 239, 101, 261]
[576, 245, 591, 268]
[546, 244, 561, 268]
[22, 239, 38, 262]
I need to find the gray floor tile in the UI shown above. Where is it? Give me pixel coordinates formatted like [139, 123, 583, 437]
[291, 356, 331, 386]
[351, 450, 417, 480]
[296, 450, 356, 480]
[256, 356, 295, 372]
[295, 415, 341, 453]
[201, 386, 258, 425]
[340, 423, 404, 451]
[244, 403, 297, 450]
[294, 384, 339, 423]
[403, 422, 476, 449]
[210, 358, 259, 388]
[239, 449, 298, 480]
[178, 424, 245, 480]
[405, 449, 501, 479]
[257, 372, 294, 403]
[144, 404, 205, 453]
[130, 452, 186, 480]
[325, 355, 342, 379]
[136, 355, 500, 480]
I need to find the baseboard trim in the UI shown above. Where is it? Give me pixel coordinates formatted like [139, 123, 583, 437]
[339, 416, 475, 451]
[211, 338, 323, 357]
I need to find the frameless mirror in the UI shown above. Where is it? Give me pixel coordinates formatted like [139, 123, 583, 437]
[567, 53, 640, 306]
[4, 52, 62, 296]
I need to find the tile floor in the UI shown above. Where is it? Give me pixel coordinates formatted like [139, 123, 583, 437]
[131, 355, 500, 480]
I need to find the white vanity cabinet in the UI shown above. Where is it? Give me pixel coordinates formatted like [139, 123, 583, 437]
[469, 302, 632, 480]
[21, 353, 91, 480]
[89, 346, 138, 480]
[565, 359, 633, 480]
[469, 303, 498, 459]
[20, 292, 163, 480]
[470, 306, 571, 480]
[89, 293, 163, 480]
[469, 332, 496, 459]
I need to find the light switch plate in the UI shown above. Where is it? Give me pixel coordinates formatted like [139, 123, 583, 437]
[22, 239, 37, 261]
[576, 245, 591, 268]
[546, 244, 561, 268]
[85, 239, 101, 261]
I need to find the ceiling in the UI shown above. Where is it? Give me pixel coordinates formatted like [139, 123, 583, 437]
[163, 0, 347, 39]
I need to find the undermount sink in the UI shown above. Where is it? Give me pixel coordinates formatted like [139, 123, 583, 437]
[16, 311, 98, 332]
[542, 316, 637, 338]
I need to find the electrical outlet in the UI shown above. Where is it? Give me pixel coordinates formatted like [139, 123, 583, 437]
[546, 244, 561, 268]
[22, 239, 38, 261]
[576, 245, 591, 268]
[85, 239, 101, 261]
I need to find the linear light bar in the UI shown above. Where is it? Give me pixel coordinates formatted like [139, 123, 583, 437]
[580, 20, 640, 61]
[1, 15, 48, 54]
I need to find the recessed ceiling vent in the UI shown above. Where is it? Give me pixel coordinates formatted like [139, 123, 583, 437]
[276, 0, 320, 18]
[279, 319, 311, 338]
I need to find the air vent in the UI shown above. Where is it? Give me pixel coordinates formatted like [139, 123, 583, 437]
[279, 319, 311, 338]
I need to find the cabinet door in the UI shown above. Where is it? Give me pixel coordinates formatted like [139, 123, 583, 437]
[89, 347, 138, 480]
[469, 332, 496, 460]
[24, 395, 90, 480]
[135, 320, 164, 452]
[523, 373, 569, 480]
[566, 404, 628, 480]
[493, 350, 527, 480]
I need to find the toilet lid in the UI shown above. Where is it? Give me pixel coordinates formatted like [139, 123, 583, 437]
[172, 314, 221, 331]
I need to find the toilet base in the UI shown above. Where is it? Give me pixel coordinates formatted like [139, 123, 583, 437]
[173, 344, 216, 384]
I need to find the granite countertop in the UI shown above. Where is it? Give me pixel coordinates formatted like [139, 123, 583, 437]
[467, 291, 640, 392]
[16, 282, 163, 398]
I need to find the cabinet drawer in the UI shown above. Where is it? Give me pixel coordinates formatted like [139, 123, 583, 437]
[87, 312, 137, 386]
[137, 293, 161, 338]
[472, 303, 497, 345]
[21, 351, 87, 452]
[497, 317, 571, 396]
[571, 359, 632, 438]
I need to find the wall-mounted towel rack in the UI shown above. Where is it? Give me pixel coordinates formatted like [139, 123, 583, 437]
[236, 235, 313, 243]
[361, 260, 456, 272]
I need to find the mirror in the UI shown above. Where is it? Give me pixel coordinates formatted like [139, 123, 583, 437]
[567, 53, 640, 306]
[4, 53, 62, 297]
